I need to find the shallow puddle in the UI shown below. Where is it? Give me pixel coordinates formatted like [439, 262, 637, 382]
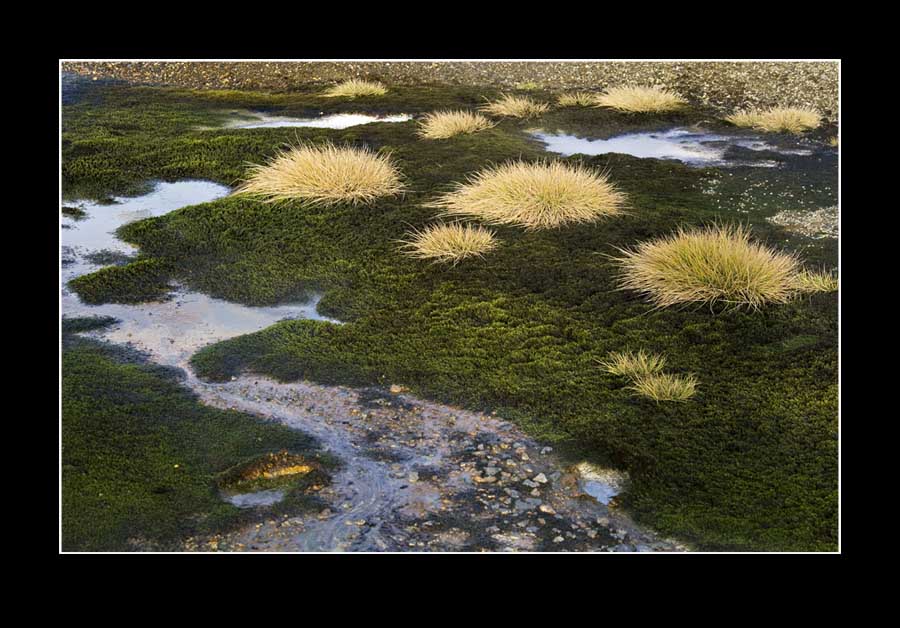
[223, 489, 286, 509]
[531, 127, 813, 167]
[574, 462, 629, 505]
[61, 180, 339, 368]
[218, 111, 413, 130]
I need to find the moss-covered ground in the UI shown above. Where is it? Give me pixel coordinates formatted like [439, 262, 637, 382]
[61, 318, 334, 551]
[62, 82, 838, 551]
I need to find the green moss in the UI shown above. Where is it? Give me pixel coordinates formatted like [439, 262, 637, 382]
[61, 333, 331, 551]
[62, 315, 118, 334]
[68, 258, 174, 304]
[63, 84, 839, 551]
[62, 206, 86, 219]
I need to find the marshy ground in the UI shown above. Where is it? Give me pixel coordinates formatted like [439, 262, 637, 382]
[60, 63, 838, 552]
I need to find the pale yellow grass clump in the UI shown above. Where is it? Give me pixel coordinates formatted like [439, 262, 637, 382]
[418, 110, 495, 139]
[598, 350, 697, 402]
[612, 224, 804, 310]
[427, 161, 626, 230]
[829, 136, 839, 147]
[629, 372, 698, 403]
[557, 92, 600, 107]
[400, 223, 499, 265]
[596, 350, 666, 380]
[235, 142, 404, 206]
[595, 86, 687, 113]
[480, 94, 550, 118]
[322, 79, 387, 98]
[725, 107, 821, 134]
[792, 269, 839, 293]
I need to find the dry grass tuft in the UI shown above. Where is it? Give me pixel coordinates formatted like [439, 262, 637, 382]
[597, 350, 666, 380]
[480, 94, 550, 118]
[235, 141, 404, 206]
[427, 160, 626, 230]
[793, 269, 839, 293]
[594, 86, 687, 113]
[629, 373, 698, 402]
[322, 79, 387, 98]
[829, 136, 839, 147]
[557, 92, 600, 107]
[612, 224, 804, 310]
[417, 110, 495, 139]
[400, 222, 499, 265]
[725, 107, 821, 134]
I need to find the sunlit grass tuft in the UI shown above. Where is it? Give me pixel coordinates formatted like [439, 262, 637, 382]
[612, 224, 805, 310]
[480, 94, 550, 118]
[235, 141, 404, 206]
[417, 110, 495, 139]
[629, 372, 698, 402]
[400, 222, 499, 265]
[322, 79, 387, 98]
[725, 107, 821, 134]
[557, 92, 601, 107]
[594, 86, 687, 113]
[596, 350, 666, 380]
[793, 269, 839, 293]
[427, 160, 626, 230]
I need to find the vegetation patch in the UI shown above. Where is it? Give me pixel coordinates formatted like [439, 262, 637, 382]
[62, 315, 118, 334]
[417, 110, 495, 139]
[322, 79, 388, 98]
[612, 224, 834, 310]
[598, 350, 697, 402]
[69, 257, 174, 304]
[216, 450, 327, 494]
[62, 205, 86, 219]
[595, 86, 688, 113]
[726, 107, 821, 134]
[235, 141, 404, 206]
[61, 334, 329, 551]
[428, 160, 626, 230]
[480, 94, 550, 118]
[557, 92, 601, 107]
[401, 222, 499, 265]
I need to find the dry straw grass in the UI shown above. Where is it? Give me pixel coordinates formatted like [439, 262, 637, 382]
[597, 350, 666, 380]
[235, 142, 404, 206]
[480, 94, 550, 118]
[612, 224, 808, 310]
[417, 110, 495, 139]
[725, 107, 821, 134]
[557, 92, 601, 107]
[322, 79, 387, 98]
[629, 372, 698, 402]
[594, 86, 687, 113]
[427, 160, 626, 230]
[793, 269, 839, 293]
[400, 223, 499, 265]
[597, 350, 697, 402]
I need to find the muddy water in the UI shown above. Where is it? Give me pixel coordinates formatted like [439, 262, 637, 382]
[531, 127, 814, 166]
[61, 180, 685, 552]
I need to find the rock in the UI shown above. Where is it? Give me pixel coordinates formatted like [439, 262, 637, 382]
[540, 447, 553, 455]
[538, 504, 556, 514]
[533, 473, 548, 484]
[484, 466, 500, 476]
[389, 384, 405, 394]
[553, 536, 564, 543]
[408, 472, 419, 483]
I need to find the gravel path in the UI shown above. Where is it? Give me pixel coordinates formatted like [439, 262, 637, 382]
[61, 61, 839, 122]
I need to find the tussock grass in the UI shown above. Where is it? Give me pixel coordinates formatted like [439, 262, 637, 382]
[629, 372, 698, 402]
[480, 94, 550, 118]
[417, 110, 495, 139]
[725, 107, 821, 134]
[793, 269, 839, 293]
[427, 160, 626, 230]
[235, 142, 404, 206]
[612, 224, 804, 310]
[322, 79, 387, 98]
[400, 222, 499, 265]
[557, 92, 601, 107]
[595, 86, 687, 113]
[598, 350, 697, 402]
[597, 350, 666, 380]
[829, 136, 839, 147]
